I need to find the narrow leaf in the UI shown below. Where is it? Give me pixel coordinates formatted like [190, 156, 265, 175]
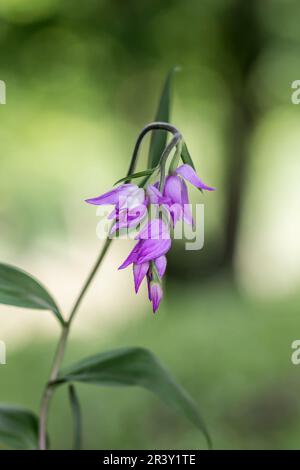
[57, 347, 211, 448]
[0, 263, 64, 325]
[68, 385, 82, 450]
[181, 142, 195, 169]
[0, 404, 39, 450]
[148, 67, 179, 168]
[114, 169, 155, 186]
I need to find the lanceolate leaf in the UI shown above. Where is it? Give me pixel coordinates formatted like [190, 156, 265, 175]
[148, 67, 179, 168]
[57, 347, 211, 448]
[181, 142, 196, 169]
[0, 263, 63, 325]
[0, 405, 39, 450]
[114, 169, 156, 186]
[68, 385, 82, 450]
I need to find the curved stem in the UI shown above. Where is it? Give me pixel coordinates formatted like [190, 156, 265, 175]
[159, 132, 181, 192]
[127, 122, 181, 177]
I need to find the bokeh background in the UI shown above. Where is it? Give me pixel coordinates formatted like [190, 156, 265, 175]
[1, 0, 300, 450]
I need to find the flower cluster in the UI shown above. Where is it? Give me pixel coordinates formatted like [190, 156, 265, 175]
[86, 163, 214, 313]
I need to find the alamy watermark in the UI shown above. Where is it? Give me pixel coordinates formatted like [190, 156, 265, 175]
[95, 202, 205, 251]
[291, 80, 300, 104]
[291, 340, 300, 365]
[0, 340, 6, 365]
[0, 80, 6, 104]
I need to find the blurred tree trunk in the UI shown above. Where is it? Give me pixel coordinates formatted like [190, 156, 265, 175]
[221, 0, 262, 271]
[167, 0, 263, 284]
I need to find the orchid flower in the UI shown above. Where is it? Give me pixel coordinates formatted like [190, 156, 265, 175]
[147, 164, 215, 226]
[86, 123, 215, 314]
[86, 183, 147, 233]
[118, 219, 170, 312]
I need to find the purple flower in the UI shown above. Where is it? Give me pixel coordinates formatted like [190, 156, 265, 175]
[86, 163, 214, 314]
[148, 164, 215, 226]
[119, 219, 170, 313]
[86, 183, 147, 233]
[118, 220, 171, 268]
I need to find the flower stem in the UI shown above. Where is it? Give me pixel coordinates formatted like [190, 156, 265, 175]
[127, 122, 181, 177]
[38, 237, 112, 450]
[159, 132, 181, 192]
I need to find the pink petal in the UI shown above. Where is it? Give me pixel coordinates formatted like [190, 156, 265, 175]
[86, 184, 138, 206]
[155, 255, 167, 279]
[136, 239, 172, 264]
[110, 204, 147, 234]
[164, 175, 183, 204]
[180, 179, 193, 225]
[118, 241, 142, 269]
[175, 164, 215, 191]
[146, 184, 165, 204]
[168, 203, 183, 226]
[137, 219, 170, 240]
[150, 283, 163, 313]
[133, 262, 149, 293]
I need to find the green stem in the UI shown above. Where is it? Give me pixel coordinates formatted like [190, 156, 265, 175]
[126, 122, 181, 178]
[159, 132, 181, 192]
[38, 237, 112, 450]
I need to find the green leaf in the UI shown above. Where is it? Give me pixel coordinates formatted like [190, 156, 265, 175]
[68, 385, 82, 450]
[114, 169, 156, 186]
[181, 142, 195, 169]
[148, 67, 179, 168]
[0, 404, 39, 449]
[0, 263, 64, 325]
[57, 347, 211, 448]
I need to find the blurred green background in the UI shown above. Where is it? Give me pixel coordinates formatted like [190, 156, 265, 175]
[1, 0, 300, 450]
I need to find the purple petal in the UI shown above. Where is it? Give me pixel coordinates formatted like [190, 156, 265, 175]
[118, 241, 142, 270]
[180, 179, 193, 225]
[133, 262, 149, 293]
[164, 175, 183, 204]
[110, 204, 147, 234]
[175, 164, 215, 191]
[137, 219, 170, 240]
[86, 184, 138, 206]
[119, 187, 145, 210]
[150, 283, 163, 313]
[146, 184, 167, 204]
[136, 238, 171, 264]
[155, 255, 167, 279]
[168, 203, 183, 226]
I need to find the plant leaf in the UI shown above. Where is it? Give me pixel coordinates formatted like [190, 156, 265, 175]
[0, 404, 39, 449]
[0, 263, 64, 325]
[181, 142, 196, 169]
[57, 347, 211, 448]
[114, 169, 156, 186]
[148, 67, 179, 168]
[68, 385, 82, 450]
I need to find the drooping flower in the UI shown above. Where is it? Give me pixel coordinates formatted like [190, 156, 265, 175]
[119, 219, 170, 312]
[86, 183, 147, 233]
[86, 145, 215, 314]
[147, 164, 215, 226]
[119, 219, 171, 268]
